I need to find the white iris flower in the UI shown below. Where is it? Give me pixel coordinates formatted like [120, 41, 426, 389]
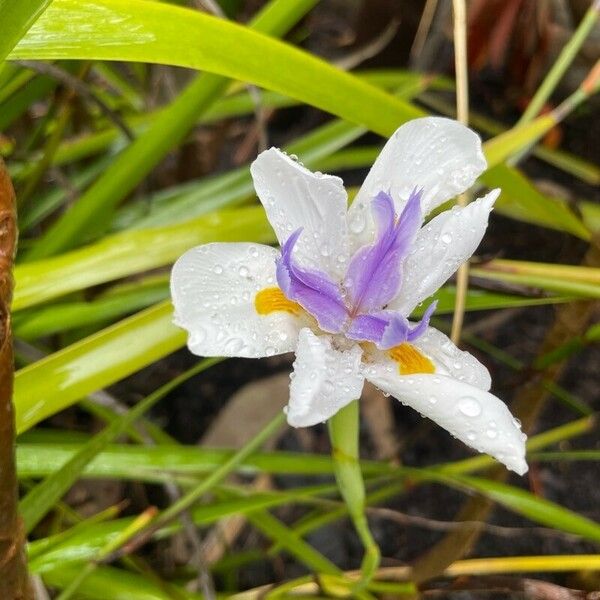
[170, 117, 528, 475]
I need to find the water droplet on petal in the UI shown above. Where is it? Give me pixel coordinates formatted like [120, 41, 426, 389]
[349, 212, 366, 234]
[238, 265, 249, 277]
[441, 233, 452, 244]
[224, 337, 244, 353]
[458, 396, 482, 417]
[213, 265, 223, 275]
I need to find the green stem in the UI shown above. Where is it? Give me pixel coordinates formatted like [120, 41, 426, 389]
[328, 400, 380, 590]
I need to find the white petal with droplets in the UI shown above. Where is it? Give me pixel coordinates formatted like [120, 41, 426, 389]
[287, 329, 364, 427]
[250, 148, 350, 279]
[170, 243, 304, 358]
[363, 361, 527, 475]
[347, 117, 487, 250]
[412, 327, 491, 391]
[389, 189, 499, 316]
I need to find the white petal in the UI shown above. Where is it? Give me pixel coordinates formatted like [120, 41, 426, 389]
[347, 117, 487, 249]
[389, 189, 499, 316]
[363, 360, 527, 475]
[413, 327, 491, 391]
[250, 148, 350, 279]
[287, 329, 364, 427]
[170, 243, 303, 358]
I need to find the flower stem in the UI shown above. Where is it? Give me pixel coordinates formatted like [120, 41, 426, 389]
[328, 400, 380, 589]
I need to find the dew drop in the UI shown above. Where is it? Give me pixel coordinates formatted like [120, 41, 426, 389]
[248, 246, 259, 258]
[441, 233, 452, 244]
[238, 265, 249, 277]
[485, 428, 498, 439]
[265, 346, 276, 356]
[349, 213, 366, 234]
[213, 265, 223, 275]
[224, 337, 244, 353]
[189, 326, 207, 346]
[458, 396, 482, 417]
[323, 380, 335, 394]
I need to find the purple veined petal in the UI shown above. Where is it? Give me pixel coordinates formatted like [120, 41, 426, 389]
[346, 310, 410, 349]
[346, 312, 389, 344]
[344, 189, 422, 315]
[276, 229, 348, 333]
[379, 312, 410, 349]
[407, 300, 438, 342]
[346, 301, 436, 349]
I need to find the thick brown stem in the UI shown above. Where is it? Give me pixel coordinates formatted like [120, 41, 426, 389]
[0, 160, 31, 599]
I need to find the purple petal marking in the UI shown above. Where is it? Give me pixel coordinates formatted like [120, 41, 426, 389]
[346, 313, 389, 344]
[346, 301, 437, 349]
[344, 189, 422, 315]
[346, 310, 410, 349]
[406, 300, 437, 341]
[276, 228, 348, 333]
[379, 312, 410, 349]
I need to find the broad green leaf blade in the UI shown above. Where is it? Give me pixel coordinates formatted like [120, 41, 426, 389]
[14, 302, 184, 433]
[471, 260, 600, 299]
[16, 443, 389, 481]
[0, 0, 53, 63]
[482, 164, 591, 240]
[42, 564, 203, 600]
[14, 276, 169, 339]
[12, 1, 423, 138]
[430, 473, 600, 544]
[14, 205, 274, 311]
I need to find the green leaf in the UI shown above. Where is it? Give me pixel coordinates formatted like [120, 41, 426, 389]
[14, 276, 169, 339]
[16, 0, 420, 259]
[19, 359, 218, 532]
[41, 564, 203, 600]
[14, 301, 184, 433]
[427, 472, 600, 544]
[14, 205, 274, 311]
[0, 0, 53, 63]
[482, 164, 591, 240]
[16, 442, 389, 481]
[12, 1, 423, 137]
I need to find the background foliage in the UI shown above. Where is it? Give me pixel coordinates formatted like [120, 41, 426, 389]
[0, 0, 599, 597]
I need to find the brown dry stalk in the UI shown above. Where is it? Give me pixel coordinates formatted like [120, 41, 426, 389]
[0, 160, 31, 599]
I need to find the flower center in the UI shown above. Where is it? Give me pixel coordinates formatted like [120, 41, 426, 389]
[258, 190, 438, 351]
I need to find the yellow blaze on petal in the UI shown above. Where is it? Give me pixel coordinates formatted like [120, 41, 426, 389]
[388, 342, 435, 375]
[255, 287, 302, 316]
